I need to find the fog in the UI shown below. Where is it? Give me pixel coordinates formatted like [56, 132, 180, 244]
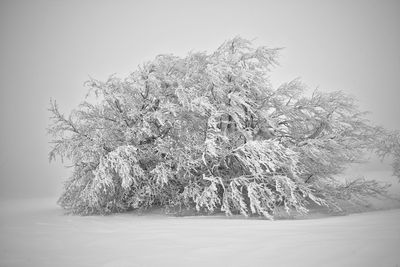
[1, 0, 400, 199]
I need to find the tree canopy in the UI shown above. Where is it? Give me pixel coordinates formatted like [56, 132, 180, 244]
[48, 37, 399, 218]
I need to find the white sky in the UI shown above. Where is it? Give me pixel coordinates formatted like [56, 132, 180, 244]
[0, 0, 399, 198]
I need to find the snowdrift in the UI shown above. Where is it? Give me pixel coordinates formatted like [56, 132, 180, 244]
[1, 197, 399, 267]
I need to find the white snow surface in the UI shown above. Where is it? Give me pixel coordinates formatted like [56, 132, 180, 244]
[1, 198, 399, 267]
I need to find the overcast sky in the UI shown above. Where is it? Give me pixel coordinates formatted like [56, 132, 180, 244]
[1, 0, 399, 198]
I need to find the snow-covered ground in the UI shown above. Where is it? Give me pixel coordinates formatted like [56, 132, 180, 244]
[1, 166, 399, 267]
[0, 196, 399, 267]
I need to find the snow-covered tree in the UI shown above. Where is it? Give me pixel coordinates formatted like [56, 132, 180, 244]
[375, 129, 400, 180]
[48, 37, 396, 218]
